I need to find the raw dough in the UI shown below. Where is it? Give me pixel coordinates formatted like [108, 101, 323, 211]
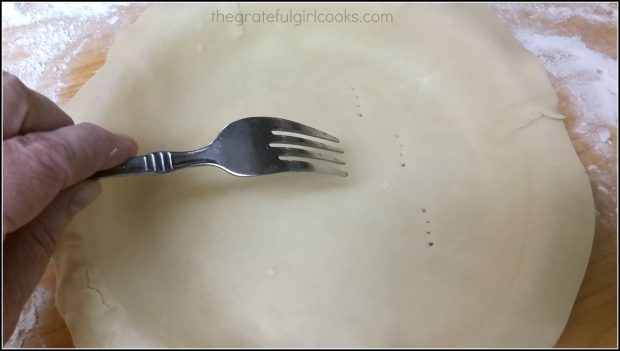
[54, 3, 594, 347]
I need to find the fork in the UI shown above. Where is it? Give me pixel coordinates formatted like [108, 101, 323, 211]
[92, 117, 347, 178]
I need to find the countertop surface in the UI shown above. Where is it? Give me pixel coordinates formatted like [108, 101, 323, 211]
[2, 3, 617, 348]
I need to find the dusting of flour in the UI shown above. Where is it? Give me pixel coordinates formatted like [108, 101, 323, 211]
[1, 2, 146, 102]
[4, 286, 53, 348]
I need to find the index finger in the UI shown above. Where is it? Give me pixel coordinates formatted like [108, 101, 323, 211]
[2, 71, 74, 139]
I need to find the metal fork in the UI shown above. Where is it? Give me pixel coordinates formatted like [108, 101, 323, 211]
[92, 117, 347, 178]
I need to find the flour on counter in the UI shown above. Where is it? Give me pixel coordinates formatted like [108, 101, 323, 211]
[2, 2, 129, 27]
[4, 286, 52, 348]
[513, 29, 616, 127]
[1, 2, 144, 102]
[492, 3, 617, 128]
[492, 3, 617, 28]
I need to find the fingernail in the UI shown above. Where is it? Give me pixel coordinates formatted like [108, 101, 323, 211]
[70, 181, 102, 215]
[115, 133, 138, 153]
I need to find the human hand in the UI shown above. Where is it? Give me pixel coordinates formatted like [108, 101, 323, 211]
[2, 72, 138, 341]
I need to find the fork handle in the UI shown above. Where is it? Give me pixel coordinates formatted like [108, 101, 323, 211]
[92, 149, 208, 178]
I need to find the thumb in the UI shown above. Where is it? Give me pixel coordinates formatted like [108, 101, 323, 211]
[3, 181, 101, 340]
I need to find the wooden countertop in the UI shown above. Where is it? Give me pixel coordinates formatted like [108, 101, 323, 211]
[2, 3, 617, 348]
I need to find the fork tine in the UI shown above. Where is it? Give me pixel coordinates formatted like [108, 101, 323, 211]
[280, 160, 348, 177]
[271, 119, 340, 143]
[277, 147, 346, 165]
[270, 135, 344, 153]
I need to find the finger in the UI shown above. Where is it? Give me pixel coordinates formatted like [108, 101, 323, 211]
[2, 71, 74, 139]
[2, 181, 101, 340]
[3, 123, 138, 234]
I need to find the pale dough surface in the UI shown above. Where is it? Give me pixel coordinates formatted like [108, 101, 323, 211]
[54, 3, 595, 347]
